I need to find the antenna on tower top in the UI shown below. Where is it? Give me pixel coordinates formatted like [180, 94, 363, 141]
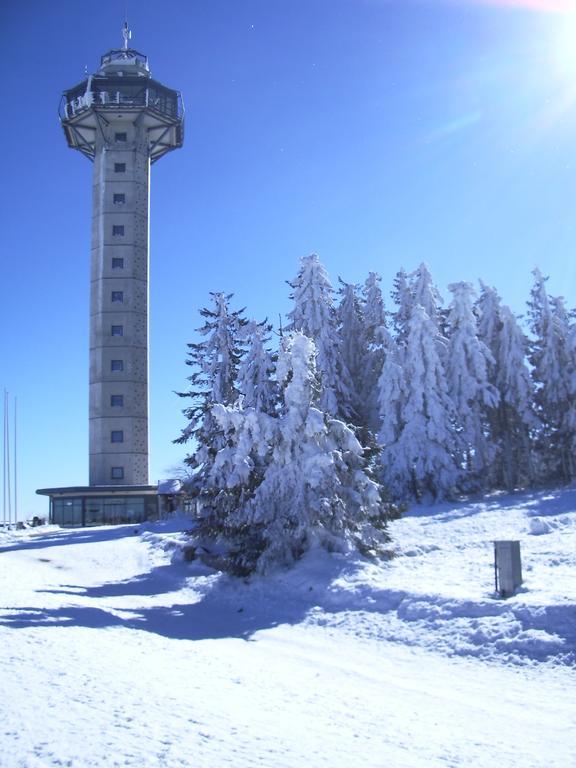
[122, 20, 131, 50]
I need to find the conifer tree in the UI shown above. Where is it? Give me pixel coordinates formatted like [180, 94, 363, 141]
[174, 291, 247, 496]
[493, 304, 536, 489]
[209, 333, 392, 575]
[376, 335, 406, 448]
[363, 272, 387, 339]
[411, 263, 444, 332]
[288, 254, 354, 421]
[361, 272, 389, 432]
[528, 269, 576, 483]
[446, 282, 499, 488]
[237, 319, 278, 415]
[391, 268, 412, 345]
[380, 305, 458, 502]
[337, 280, 365, 425]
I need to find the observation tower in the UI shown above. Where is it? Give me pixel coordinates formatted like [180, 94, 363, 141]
[37, 26, 184, 526]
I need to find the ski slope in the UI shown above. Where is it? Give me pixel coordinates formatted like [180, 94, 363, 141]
[0, 488, 574, 767]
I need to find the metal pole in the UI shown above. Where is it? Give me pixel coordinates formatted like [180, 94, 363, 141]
[2, 390, 7, 528]
[6, 392, 11, 527]
[14, 396, 17, 524]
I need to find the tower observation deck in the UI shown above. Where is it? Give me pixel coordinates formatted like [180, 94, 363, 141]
[59, 28, 184, 487]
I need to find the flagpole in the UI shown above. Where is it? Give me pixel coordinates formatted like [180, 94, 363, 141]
[3, 390, 8, 528]
[14, 396, 18, 524]
[2, 390, 5, 528]
[6, 392, 11, 527]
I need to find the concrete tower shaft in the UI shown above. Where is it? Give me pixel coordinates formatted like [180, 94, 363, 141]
[89, 120, 151, 486]
[59, 37, 183, 486]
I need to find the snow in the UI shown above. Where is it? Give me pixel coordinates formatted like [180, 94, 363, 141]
[157, 479, 182, 495]
[1, 488, 575, 767]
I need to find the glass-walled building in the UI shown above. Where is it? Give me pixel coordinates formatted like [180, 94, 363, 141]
[37, 486, 159, 527]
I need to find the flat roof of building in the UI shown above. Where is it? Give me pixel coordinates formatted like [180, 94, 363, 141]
[36, 485, 158, 497]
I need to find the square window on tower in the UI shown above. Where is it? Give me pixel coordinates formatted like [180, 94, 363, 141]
[113, 193, 126, 205]
[111, 291, 124, 303]
[114, 162, 126, 173]
[110, 394, 124, 407]
[111, 325, 124, 337]
[112, 257, 124, 269]
[112, 225, 124, 237]
[111, 466, 124, 480]
[111, 359, 124, 372]
[111, 430, 124, 443]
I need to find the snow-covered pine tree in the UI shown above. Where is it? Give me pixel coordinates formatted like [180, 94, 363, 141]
[476, 281, 502, 364]
[203, 400, 276, 570]
[288, 254, 354, 422]
[361, 272, 389, 432]
[391, 268, 412, 345]
[446, 282, 499, 489]
[411, 263, 444, 333]
[528, 269, 576, 483]
[363, 272, 387, 339]
[214, 332, 393, 575]
[337, 280, 365, 426]
[376, 334, 406, 448]
[380, 304, 459, 502]
[492, 304, 536, 490]
[175, 292, 247, 510]
[237, 319, 278, 415]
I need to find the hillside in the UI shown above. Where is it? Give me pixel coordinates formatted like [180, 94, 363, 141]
[0, 487, 574, 767]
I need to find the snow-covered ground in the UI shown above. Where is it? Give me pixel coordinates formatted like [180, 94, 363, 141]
[0, 488, 574, 768]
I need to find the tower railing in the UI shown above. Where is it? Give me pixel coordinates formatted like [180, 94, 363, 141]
[59, 82, 183, 122]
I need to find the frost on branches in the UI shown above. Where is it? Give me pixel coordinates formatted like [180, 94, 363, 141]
[529, 269, 576, 483]
[477, 283, 535, 491]
[174, 291, 247, 498]
[380, 305, 459, 502]
[288, 254, 354, 422]
[446, 282, 499, 489]
[175, 257, 576, 546]
[196, 333, 393, 576]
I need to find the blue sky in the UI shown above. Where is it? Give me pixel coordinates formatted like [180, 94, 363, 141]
[2, 0, 576, 518]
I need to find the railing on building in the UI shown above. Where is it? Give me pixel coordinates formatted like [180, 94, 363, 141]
[59, 81, 183, 122]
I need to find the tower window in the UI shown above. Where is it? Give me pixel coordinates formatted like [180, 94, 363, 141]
[114, 163, 126, 173]
[112, 225, 124, 237]
[111, 359, 124, 372]
[111, 291, 124, 303]
[111, 325, 124, 337]
[111, 430, 124, 443]
[113, 193, 126, 205]
[112, 257, 124, 269]
[111, 466, 124, 480]
[115, 132, 127, 142]
[110, 395, 124, 407]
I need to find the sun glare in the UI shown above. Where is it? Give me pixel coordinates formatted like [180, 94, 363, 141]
[551, 12, 576, 78]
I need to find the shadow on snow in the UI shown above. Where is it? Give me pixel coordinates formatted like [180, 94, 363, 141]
[0, 525, 140, 555]
[0, 556, 349, 642]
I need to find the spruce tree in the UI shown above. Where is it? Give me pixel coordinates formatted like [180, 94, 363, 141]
[361, 272, 389, 432]
[210, 333, 392, 575]
[175, 292, 247, 513]
[381, 305, 459, 502]
[493, 304, 536, 489]
[237, 319, 278, 415]
[411, 263, 444, 332]
[446, 282, 499, 489]
[376, 335, 406, 448]
[391, 268, 412, 345]
[337, 280, 365, 426]
[288, 254, 354, 421]
[528, 269, 576, 483]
